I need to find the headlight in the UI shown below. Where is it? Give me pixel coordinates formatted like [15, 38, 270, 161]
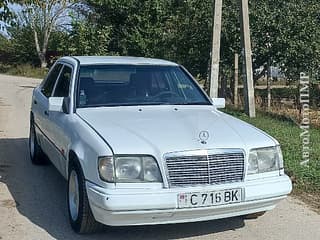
[115, 156, 142, 181]
[115, 156, 162, 182]
[143, 157, 162, 182]
[98, 156, 114, 182]
[98, 155, 162, 183]
[247, 146, 283, 174]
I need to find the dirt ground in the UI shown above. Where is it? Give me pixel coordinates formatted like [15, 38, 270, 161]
[0, 74, 319, 240]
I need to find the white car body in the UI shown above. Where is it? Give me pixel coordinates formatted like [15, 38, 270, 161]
[30, 56, 292, 229]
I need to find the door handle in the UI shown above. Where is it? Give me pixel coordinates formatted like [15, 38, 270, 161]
[44, 110, 49, 116]
[33, 100, 37, 104]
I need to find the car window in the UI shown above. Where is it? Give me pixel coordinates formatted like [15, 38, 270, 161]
[41, 63, 63, 98]
[77, 65, 210, 107]
[53, 65, 72, 97]
[41, 64, 62, 97]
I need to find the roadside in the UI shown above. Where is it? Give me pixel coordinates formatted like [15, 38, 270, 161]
[0, 64, 48, 79]
[292, 189, 320, 214]
[0, 74, 319, 240]
[224, 108, 320, 214]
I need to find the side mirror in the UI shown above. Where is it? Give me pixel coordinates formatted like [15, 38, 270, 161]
[211, 98, 225, 108]
[48, 97, 64, 112]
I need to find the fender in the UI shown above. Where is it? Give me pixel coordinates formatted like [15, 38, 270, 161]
[65, 113, 113, 186]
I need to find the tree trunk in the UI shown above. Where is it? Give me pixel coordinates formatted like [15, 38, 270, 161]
[27, 1, 71, 69]
[33, 28, 48, 68]
[39, 54, 47, 68]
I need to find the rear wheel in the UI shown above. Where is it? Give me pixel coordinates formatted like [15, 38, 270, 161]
[29, 119, 46, 165]
[67, 160, 101, 234]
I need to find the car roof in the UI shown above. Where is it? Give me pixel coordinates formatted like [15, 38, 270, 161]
[60, 56, 179, 66]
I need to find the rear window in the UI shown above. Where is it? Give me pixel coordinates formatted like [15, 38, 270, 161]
[79, 67, 134, 84]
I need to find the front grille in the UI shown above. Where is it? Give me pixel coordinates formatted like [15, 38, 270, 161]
[165, 150, 244, 187]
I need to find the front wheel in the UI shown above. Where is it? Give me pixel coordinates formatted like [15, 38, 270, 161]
[67, 161, 101, 234]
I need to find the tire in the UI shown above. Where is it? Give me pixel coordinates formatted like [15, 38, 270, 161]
[29, 118, 46, 165]
[67, 160, 101, 234]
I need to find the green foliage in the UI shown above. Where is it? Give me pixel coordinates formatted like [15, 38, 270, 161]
[84, 0, 168, 56]
[79, 0, 320, 80]
[4, 24, 39, 65]
[250, 1, 320, 80]
[78, 0, 213, 78]
[0, 0, 13, 21]
[1, 0, 320, 81]
[0, 22, 70, 67]
[161, 0, 212, 78]
[224, 108, 320, 192]
[221, 0, 320, 80]
[67, 16, 111, 55]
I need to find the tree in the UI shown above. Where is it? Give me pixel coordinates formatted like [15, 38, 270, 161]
[82, 0, 168, 56]
[5, 22, 38, 64]
[82, 0, 213, 78]
[67, 14, 111, 56]
[221, 0, 320, 82]
[248, 1, 319, 80]
[2, 0, 320, 83]
[18, 0, 75, 68]
[161, 0, 213, 78]
[0, 0, 13, 21]
[1, 19, 69, 66]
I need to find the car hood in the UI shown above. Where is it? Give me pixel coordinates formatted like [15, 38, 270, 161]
[77, 106, 277, 155]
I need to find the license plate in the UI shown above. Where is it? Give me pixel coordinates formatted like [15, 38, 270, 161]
[178, 188, 242, 208]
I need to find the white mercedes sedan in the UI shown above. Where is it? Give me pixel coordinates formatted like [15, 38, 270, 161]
[29, 56, 292, 233]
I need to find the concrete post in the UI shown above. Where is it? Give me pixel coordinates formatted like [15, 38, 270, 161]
[209, 0, 223, 98]
[240, 0, 256, 117]
[234, 53, 239, 106]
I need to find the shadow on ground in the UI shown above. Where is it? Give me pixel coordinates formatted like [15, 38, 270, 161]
[0, 138, 245, 240]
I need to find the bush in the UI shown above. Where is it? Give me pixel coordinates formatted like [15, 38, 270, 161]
[0, 63, 12, 73]
[0, 64, 47, 79]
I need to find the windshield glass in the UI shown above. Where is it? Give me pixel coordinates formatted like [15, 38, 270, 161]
[77, 65, 210, 107]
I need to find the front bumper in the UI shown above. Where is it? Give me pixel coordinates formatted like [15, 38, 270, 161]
[86, 175, 292, 226]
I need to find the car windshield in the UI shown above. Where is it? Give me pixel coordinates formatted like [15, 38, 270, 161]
[77, 65, 210, 107]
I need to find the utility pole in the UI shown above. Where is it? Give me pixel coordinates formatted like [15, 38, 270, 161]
[234, 53, 239, 106]
[209, 0, 223, 98]
[240, 0, 256, 117]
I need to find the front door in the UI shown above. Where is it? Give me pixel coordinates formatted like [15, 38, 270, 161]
[32, 63, 63, 171]
[48, 64, 73, 178]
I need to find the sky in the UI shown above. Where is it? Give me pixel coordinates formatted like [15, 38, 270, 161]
[0, 3, 22, 38]
[0, 21, 9, 38]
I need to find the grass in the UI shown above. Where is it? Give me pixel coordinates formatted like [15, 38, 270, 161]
[0, 64, 47, 79]
[224, 107, 320, 195]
